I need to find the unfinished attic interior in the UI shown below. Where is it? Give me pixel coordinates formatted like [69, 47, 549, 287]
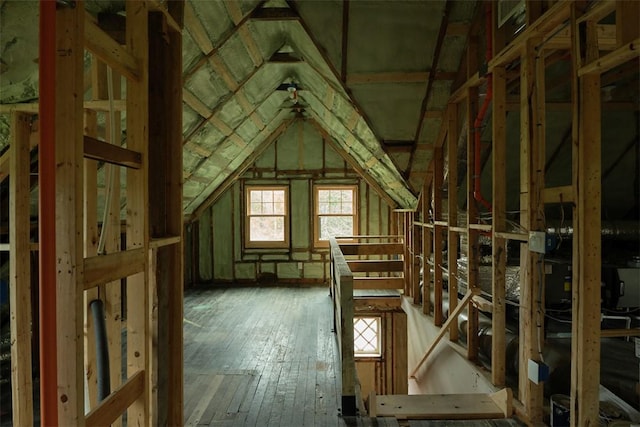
[0, 0, 639, 425]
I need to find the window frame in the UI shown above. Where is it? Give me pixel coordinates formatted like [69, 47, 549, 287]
[313, 184, 359, 248]
[353, 316, 382, 358]
[244, 185, 290, 249]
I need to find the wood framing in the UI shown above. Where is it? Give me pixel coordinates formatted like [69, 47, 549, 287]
[518, 37, 545, 423]
[465, 85, 479, 363]
[125, 1, 151, 424]
[446, 103, 459, 342]
[54, 3, 85, 424]
[432, 148, 444, 327]
[9, 112, 34, 427]
[491, 65, 507, 387]
[570, 7, 602, 426]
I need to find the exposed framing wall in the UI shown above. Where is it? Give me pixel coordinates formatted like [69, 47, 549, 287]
[409, 1, 639, 425]
[6, 1, 185, 425]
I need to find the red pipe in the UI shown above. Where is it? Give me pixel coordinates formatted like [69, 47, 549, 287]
[473, 2, 493, 212]
[39, 1, 58, 425]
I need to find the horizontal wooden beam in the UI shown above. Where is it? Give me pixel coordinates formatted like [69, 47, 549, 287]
[84, 13, 140, 81]
[600, 328, 640, 338]
[83, 248, 145, 290]
[347, 72, 428, 85]
[545, 24, 617, 50]
[353, 277, 405, 290]
[339, 242, 404, 256]
[579, 38, 640, 76]
[84, 135, 142, 169]
[250, 7, 299, 20]
[149, 235, 181, 249]
[85, 370, 145, 427]
[354, 297, 402, 310]
[494, 231, 528, 242]
[543, 185, 574, 204]
[0, 100, 127, 113]
[347, 259, 404, 273]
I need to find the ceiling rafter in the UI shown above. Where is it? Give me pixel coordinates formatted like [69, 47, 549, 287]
[183, 0, 267, 81]
[185, 109, 292, 214]
[407, 0, 453, 181]
[190, 119, 296, 221]
[180, 0, 417, 215]
[341, 0, 350, 83]
[310, 120, 397, 208]
[224, 1, 264, 68]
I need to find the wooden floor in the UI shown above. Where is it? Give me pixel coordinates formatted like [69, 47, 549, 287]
[183, 285, 354, 427]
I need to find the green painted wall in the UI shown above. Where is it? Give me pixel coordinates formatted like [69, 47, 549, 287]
[190, 120, 395, 285]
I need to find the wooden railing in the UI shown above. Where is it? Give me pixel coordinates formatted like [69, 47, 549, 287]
[329, 237, 357, 416]
[329, 235, 406, 416]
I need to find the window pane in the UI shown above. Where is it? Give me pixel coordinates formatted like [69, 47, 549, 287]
[319, 216, 353, 240]
[273, 190, 285, 214]
[354, 317, 380, 356]
[249, 216, 284, 241]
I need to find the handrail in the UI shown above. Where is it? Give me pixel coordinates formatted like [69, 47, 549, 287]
[329, 237, 358, 416]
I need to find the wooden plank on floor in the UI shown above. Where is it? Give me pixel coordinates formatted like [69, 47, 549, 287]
[375, 391, 509, 420]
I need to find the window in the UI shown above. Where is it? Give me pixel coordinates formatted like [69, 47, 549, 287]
[314, 185, 358, 247]
[245, 185, 289, 248]
[354, 317, 381, 357]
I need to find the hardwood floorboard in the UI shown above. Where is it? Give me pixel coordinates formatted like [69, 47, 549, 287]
[184, 286, 367, 427]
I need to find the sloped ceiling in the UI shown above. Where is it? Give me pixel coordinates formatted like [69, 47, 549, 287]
[179, 0, 476, 217]
[0, 0, 478, 218]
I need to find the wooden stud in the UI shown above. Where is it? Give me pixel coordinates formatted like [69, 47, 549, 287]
[570, 8, 602, 426]
[447, 103, 459, 342]
[465, 86, 480, 363]
[432, 147, 444, 326]
[518, 38, 545, 423]
[616, 1, 639, 46]
[54, 2, 85, 424]
[9, 112, 34, 427]
[125, 1, 151, 424]
[83, 106, 100, 409]
[491, 65, 507, 387]
[422, 180, 432, 316]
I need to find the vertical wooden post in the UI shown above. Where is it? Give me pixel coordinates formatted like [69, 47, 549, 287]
[466, 87, 479, 362]
[126, 0, 151, 424]
[55, 1, 85, 424]
[404, 212, 412, 297]
[104, 69, 124, 427]
[615, 1, 639, 47]
[38, 1, 59, 423]
[422, 181, 432, 315]
[491, 65, 507, 387]
[148, 7, 185, 425]
[9, 112, 34, 427]
[570, 8, 601, 426]
[447, 103, 459, 342]
[83, 107, 100, 408]
[412, 211, 421, 303]
[433, 147, 444, 326]
[518, 38, 545, 423]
